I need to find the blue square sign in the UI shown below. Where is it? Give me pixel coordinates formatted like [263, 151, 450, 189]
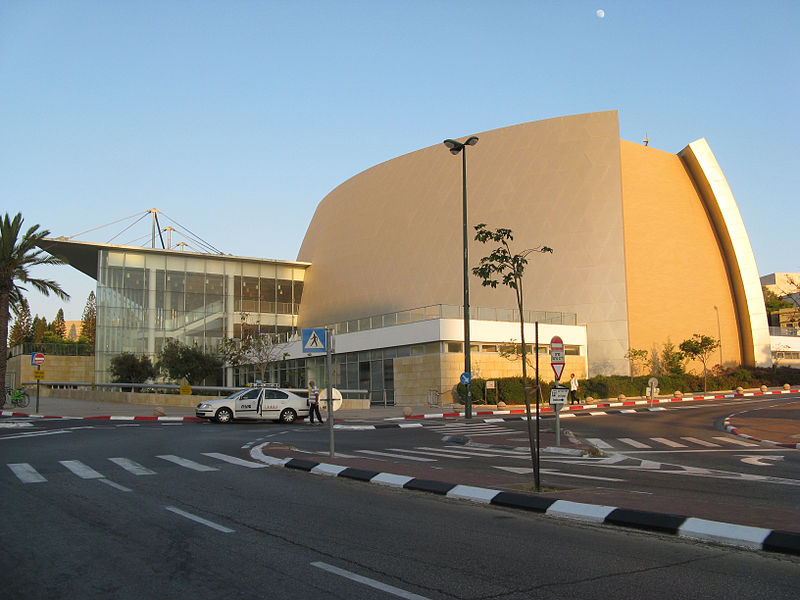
[301, 328, 327, 353]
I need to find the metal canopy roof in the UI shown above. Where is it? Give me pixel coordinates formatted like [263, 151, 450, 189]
[38, 238, 310, 281]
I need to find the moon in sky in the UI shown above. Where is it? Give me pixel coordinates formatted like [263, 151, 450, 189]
[596, 9, 605, 18]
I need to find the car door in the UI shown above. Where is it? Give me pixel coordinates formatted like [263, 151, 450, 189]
[260, 389, 289, 419]
[234, 388, 262, 419]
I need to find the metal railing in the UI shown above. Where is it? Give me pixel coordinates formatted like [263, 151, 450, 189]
[328, 304, 577, 335]
[8, 342, 94, 358]
[20, 381, 370, 400]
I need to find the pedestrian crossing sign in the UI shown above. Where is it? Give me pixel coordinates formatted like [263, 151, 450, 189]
[302, 328, 327, 353]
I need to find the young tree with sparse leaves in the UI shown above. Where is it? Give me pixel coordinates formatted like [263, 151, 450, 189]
[625, 348, 651, 376]
[0, 212, 70, 390]
[473, 223, 552, 491]
[220, 333, 288, 384]
[679, 334, 720, 392]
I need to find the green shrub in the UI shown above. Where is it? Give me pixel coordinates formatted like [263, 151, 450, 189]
[452, 366, 800, 406]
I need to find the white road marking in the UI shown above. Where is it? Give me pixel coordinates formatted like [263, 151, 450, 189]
[202, 452, 267, 468]
[8, 463, 46, 483]
[386, 448, 469, 459]
[597, 454, 628, 464]
[109, 457, 156, 475]
[60, 460, 104, 479]
[713, 437, 759, 447]
[618, 438, 651, 448]
[165, 506, 234, 533]
[0, 430, 71, 440]
[539, 468, 625, 482]
[356, 450, 436, 462]
[639, 460, 662, 469]
[312, 561, 431, 600]
[651, 437, 687, 448]
[586, 438, 613, 449]
[680, 437, 721, 447]
[441, 446, 529, 456]
[99, 479, 131, 492]
[157, 455, 219, 471]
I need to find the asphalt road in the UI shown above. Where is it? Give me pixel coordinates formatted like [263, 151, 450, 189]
[1, 418, 798, 598]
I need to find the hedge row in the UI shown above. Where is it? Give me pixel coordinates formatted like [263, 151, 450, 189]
[455, 366, 800, 405]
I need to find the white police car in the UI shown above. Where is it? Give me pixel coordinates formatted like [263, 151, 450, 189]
[196, 386, 310, 424]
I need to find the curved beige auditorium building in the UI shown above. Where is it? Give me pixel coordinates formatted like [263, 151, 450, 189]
[297, 110, 771, 378]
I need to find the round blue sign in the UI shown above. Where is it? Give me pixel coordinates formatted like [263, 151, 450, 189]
[460, 372, 471, 385]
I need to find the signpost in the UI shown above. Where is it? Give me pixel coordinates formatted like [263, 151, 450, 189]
[549, 337, 566, 445]
[648, 377, 659, 405]
[31, 353, 45, 412]
[549, 386, 568, 445]
[302, 328, 335, 457]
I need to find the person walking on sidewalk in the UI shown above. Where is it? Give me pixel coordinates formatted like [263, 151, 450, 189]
[308, 380, 323, 424]
[569, 373, 580, 405]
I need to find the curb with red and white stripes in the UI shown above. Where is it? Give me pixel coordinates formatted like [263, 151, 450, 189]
[251, 443, 800, 556]
[723, 416, 800, 449]
[0, 411, 203, 422]
[387, 388, 800, 421]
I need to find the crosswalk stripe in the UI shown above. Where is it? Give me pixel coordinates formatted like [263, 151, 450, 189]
[202, 453, 267, 468]
[650, 437, 688, 448]
[618, 438, 651, 448]
[356, 450, 436, 462]
[157, 455, 219, 471]
[680, 437, 721, 447]
[586, 438, 613, 449]
[60, 460, 104, 479]
[109, 457, 157, 475]
[712, 436, 759, 447]
[8, 463, 46, 483]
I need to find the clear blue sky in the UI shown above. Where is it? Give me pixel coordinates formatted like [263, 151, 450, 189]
[2, 1, 798, 321]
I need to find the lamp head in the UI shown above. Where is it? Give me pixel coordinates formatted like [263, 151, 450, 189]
[443, 139, 461, 151]
[465, 136, 479, 146]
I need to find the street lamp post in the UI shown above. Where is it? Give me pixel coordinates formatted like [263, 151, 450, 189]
[443, 136, 479, 419]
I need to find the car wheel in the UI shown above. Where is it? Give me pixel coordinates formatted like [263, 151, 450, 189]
[279, 408, 297, 424]
[215, 407, 233, 424]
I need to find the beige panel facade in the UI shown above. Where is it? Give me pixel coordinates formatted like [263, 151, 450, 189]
[298, 111, 630, 375]
[619, 141, 742, 368]
[5, 354, 94, 389]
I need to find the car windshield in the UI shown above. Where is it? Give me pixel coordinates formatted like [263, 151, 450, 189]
[224, 389, 250, 400]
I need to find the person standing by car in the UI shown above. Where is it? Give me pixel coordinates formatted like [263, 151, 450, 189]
[569, 373, 580, 405]
[308, 380, 323, 424]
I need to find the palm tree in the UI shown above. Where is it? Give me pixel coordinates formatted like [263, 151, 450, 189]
[1, 213, 70, 390]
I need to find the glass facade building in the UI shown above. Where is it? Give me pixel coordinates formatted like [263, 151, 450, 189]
[95, 247, 307, 383]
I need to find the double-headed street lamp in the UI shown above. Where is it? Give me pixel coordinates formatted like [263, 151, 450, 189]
[443, 135, 478, 419]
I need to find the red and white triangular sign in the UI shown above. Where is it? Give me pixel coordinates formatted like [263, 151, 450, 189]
[550, 336, 565, 381]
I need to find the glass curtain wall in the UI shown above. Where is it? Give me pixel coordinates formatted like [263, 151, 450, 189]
[95, 249, 305, 384]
